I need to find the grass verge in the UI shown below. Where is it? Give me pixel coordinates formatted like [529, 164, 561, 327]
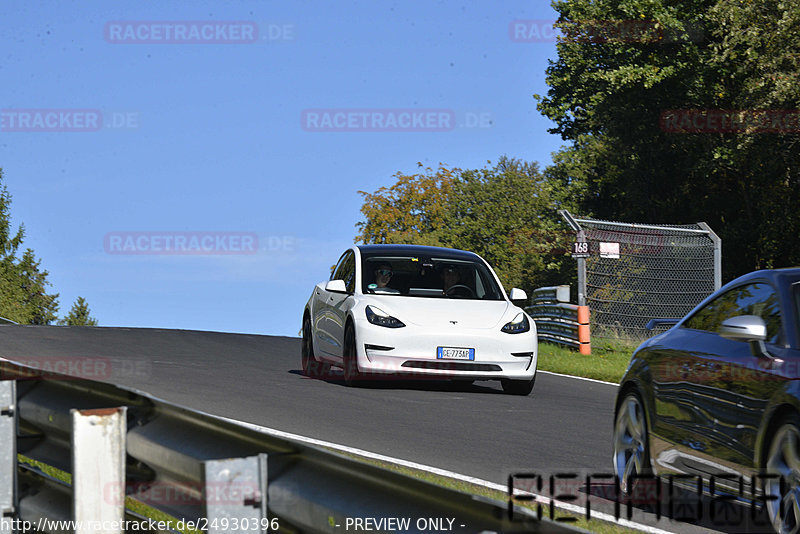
[536, 341, 637, 384]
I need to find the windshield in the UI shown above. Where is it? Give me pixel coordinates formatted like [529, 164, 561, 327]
[360, 253, 504, 300]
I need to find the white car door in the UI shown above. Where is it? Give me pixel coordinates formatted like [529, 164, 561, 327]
[316, 250, 355, 360]
[327, 250, 356, 360]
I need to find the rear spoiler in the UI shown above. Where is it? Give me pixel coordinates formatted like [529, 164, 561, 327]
[646, 318, 680, 331]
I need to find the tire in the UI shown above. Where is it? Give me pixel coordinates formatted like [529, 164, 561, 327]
[302, 315, 329, 378]
[613, 391, 652, 496]
[501, 374, 535, 396]
[342, 324, 361, 386]
[764, 414, 800, 534]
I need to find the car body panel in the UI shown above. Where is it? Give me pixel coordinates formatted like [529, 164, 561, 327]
[616, 268, 800, 500]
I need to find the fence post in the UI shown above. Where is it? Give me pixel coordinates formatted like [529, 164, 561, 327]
[577, 306, 591, 355]
[559, 210, 587, 306]
[698, 222, 722, 290]
[72, 407, 127, 533]
[0, 380, 15, 534]
[204, 453, 269, 533]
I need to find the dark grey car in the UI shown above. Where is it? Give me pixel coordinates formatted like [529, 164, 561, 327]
[613, 268, 800, 534]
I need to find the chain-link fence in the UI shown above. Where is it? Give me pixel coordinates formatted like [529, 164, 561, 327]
[559, 211, 721, 343]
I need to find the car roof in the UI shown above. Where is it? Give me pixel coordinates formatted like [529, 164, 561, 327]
[724, 267, 800, 290]
[355, 244, 481, 261]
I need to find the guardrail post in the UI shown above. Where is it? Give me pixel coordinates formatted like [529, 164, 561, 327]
[0, 380, 16, 534]
[577, 306, 591, 355]
[71, 407, 127, 533]
[203, 453, 268, 533]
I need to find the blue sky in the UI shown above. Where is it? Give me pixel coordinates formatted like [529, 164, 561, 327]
[1, 1, 564, 336]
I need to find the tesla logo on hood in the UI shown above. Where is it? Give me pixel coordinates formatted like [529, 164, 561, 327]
[449, 320, 458, 325]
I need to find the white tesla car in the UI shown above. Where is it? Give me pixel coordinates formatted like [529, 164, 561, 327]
[301, 244, 537, 395]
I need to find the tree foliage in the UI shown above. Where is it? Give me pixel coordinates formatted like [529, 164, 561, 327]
[0, 169, 61, 324]
[58, 296, 98, 326]
[356, 164, 457, 247]
[537, 0, 800, 280]
[356, 157, 577, 294]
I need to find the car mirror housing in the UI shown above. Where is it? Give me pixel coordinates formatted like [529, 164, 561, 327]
[719, 315, 767, 343]
[508, 288, 527, 303]
[719, 315, 782, 363]
[325, 279, 348, 293]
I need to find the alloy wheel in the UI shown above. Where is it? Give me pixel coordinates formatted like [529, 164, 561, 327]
[613, 392, 648, 495]
[766, 421, 800, 534]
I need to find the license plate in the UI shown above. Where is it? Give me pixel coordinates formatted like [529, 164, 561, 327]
[437, 347, 475, 360]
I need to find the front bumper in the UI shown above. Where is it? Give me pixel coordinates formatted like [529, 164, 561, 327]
[353, 317, 537, 380]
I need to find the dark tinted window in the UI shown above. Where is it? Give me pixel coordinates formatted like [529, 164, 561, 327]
[684, 282, 782, 344]
[340, 253, 356, 293]
[331, 252, 349, 281]
[331, 250, 356, 293]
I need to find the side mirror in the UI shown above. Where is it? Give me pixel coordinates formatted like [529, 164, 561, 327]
[719, 315, 767, 342]
[508, 288, 527, 303]
[325, 279, 348, 293]
[719, 315, 779, 362]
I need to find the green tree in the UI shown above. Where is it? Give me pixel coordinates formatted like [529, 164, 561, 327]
[355, 157, 578, 295]
[444, 157, 575, 292]
[355, 163, 458, 246]
[537, 0, 800, 280]
[0, 170, 59, 323]
[18, 249, 59, 324]
[58, 296, 98, 326]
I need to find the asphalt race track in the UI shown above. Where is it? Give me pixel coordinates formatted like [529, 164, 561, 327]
[1, 325, 769, 533]
[0, 325, 614, 482]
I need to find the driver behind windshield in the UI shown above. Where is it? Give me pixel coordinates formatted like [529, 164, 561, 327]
[440, 264, 461, 292]
[369, 262, 400, 294]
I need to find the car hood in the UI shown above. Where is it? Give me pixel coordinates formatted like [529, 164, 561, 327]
[364, 297, 515, 329]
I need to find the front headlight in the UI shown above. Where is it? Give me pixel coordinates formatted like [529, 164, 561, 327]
[501, 312, 530, 334]
[366, 305, 405, 328]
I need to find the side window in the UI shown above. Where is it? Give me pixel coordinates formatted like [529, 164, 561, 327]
[684, 283, 783, 344]
[684, 290, 739, 332]
[331, 251, 350, 281]
[340, 253, 356, 293]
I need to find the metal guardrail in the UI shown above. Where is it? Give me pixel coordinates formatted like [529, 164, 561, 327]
[526, 286, 591, 353]
[0, 358, 582, 533]
[530, 286, 570, 306]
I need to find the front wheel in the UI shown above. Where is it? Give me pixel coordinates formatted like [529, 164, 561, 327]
[613, 391, 651, 495]
[765, 414, 800, 534]
[342, 324, 361, 386]
[501, 375, 535, 396]
[302, 315, 329, 378]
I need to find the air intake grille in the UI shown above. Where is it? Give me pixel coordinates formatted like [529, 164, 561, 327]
[401, 361, 502, 372]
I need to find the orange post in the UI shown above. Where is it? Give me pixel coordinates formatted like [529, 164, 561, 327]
[577, 305, 591, 355]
